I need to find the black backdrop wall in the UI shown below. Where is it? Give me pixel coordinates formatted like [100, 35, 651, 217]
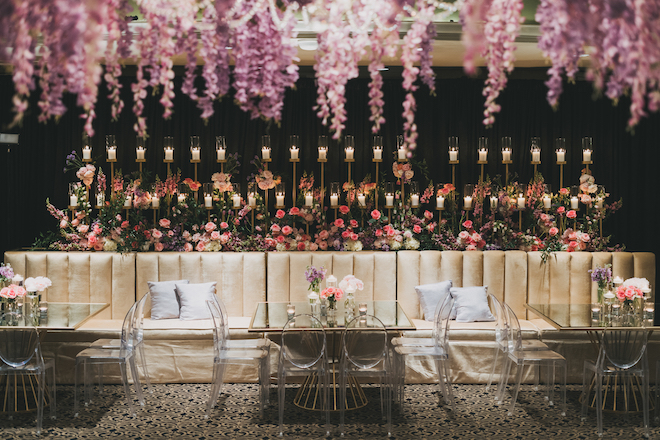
[1, 68, 658, 278]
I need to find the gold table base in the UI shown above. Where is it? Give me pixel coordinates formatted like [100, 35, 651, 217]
[1, 374, 51, 413]
[581, 371, 654, 414]
[294, 368, 368, 412]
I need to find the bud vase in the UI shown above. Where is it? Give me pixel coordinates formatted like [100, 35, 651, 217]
[345, 292, 356, 323]
[326, 300, 337, 327]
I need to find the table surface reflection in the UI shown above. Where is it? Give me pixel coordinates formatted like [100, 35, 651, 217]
[0, 302, 108, 330]
[249, 300, 415, 332]
[526, 303, 658, 331]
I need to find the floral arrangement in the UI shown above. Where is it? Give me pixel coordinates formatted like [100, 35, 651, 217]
[24, 276, 52, 293]
[0, 284, 26, 300]
[320, 286, 344, 308]
[0, 263, 15, 284]
[589, 264, 612, 303]
[305, 265, 327, 294]
[338, 275, 364, 294]
[615, 278, 649, 304]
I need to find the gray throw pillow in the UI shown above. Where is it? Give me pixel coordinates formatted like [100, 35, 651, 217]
[175, 282, 217, 320]
[450, 286, 495, 323]
[415, 280, 453, 322]
[148, 280, 189, 320]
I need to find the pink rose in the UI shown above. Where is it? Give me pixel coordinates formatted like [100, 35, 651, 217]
[339, 205, 350, 215]
[121, 221, 129, 229]
[275, 210, 285, 219]
[341, 231, 350, 239]
[182, 231, 191, 240]
[319, 230, 329, 240]
[319, 241, 328, 250]
[159, 218, 171, 228]
[556, 206, 565, 214]
[155, 242, 164, 252]
[0, 284, 26, 299]
[350, 232, 359, 241]
[271, 224, 281, 233]
[211, 231, 221, 240]
[350, 219, 358, 228]
[277, 235, 285, 243]
[205, 222, 216, 232]
[581, 233, 590, 242]
[60, 219, 68, 228]
[71, 218, 80, 227]
[310, 242, 318, 251]
[152, 229, 163, 239]
[560, 188, 569, 195]
[540, 213, 549, 221]
[567, 210, 577, 219]
[549, 227, 559, 236]
[424, 210, 433, 220]
[94, 241, 105, 251]
[76, 164, 96, 187]
[334, 219, 344, 228]
[467, 244, 477, 251]
[375, 229, 383, 237]
[220, 222, 229, 229]
[78, 224, 89, 234]
[371, 210, 381, 220]
[168, 230, 174, 237]
[462, 220, 473, 229]
[289, 207, 300, 216]
[184, 243, 193, 252]
[220, 232, 231, 244]
[296, 242, 306, 251]
[281, 226, 293, 236]
[88, 234, 97, 245]
[413, 225, 422, 234]
[458, 231, 469, 240]
[93, 225, 102, 234]
[196, 242, 206, 252]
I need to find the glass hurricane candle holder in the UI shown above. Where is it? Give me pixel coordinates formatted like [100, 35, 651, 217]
[136, 136, 147, 161]
[530, 137, 541, 163]
[203, 183, 213, 208]
[448, 136, 459, 162]
[555, 138, 566, 163]
[275, 183, 285, 208]
[409, 181, 419, 208]
[329, 182, 340, 208]
[318, 135, 328, 160]
[82, 133, 92, 161]
[106, 134, 117, 161]
[501, 136, 512, 163]
[372, 135, 383, 161]
[385, 182, 395, 208]
[344, 135, 355, 161]
[164, 136, 174, 162]
[261, 135, 271, 161]
[582, 137, 593, 162]
[190, 136, 201, 162]
[247, 182, 257, 208]
[289, 135, 299, 160]
[216, 136, 227, 161]
[477, 137, 488, 163]
[463, 184, 474, 209]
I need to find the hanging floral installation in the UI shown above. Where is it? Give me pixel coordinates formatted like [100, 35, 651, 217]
[2, 0, 660, 149]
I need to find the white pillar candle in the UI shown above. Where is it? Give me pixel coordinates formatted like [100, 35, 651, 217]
[358, 194, 367, 207]
[318, 148, 327, 160]
[449, 150, 458, 161]
[165, 149, 173, 161]
[543, 195, 551, 209]
[373, 148, 382, 160]
[70, 195, 78, 206]
[96, 193, 104, 207]
[107, 148, 116, 160]
[136, 148, 146, 160]
[151, 196, 160, 208]
[217, 148, 226, 161]
[262, 147, 270, 160]
[502, 149, 511, 162]
[305, 194, 314, 207]
[490, 196, 498, 209]
[204, 195, 213, 208]
[532, 151, 540, 162]
[124, 195, 132, 208]
[385, 195, 394, 207]
[83, 147, 91, 160]
[570, 196, 579, 209]
[478, 149, 488, 162]
[517, 196, 525, 209]
[583, 150, 592, 162]
[248, 195, 257, 208]
[290, 147, 299, 160]
[178, 194, 186, 204]
[345, 147, 354, 160]
[410, 194, 419, 207]
[556, 150, 565, 162]
[464, 196, 472, 209]
[398, 148, 406, 160]
[437, 196, 445, 209]
[191, 148, 200, 161]
[276, 194, 285, 206]
[232, 194, 241, 208]
[330, 195, 339, 207]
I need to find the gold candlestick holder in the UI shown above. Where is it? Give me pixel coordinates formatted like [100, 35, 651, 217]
[477, 160, 487, 182]
[345, 159, 354, 184]
[290, 158, 300, 202]
[372, 158, 382, 210]
[318, 158, 326, 210]
[582, 159, 593, 173]
[557, 160, 566, 189]
[217, 158, 227, 173]
[153, 207, 158, 224]
[206, 206, 212, 223]
[532, 160, 540, 175]
[436, 206, 444, 223]
[136, 157, 146, 174]
[502, 159, 512, 186]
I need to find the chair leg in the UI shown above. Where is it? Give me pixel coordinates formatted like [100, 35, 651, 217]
[560, 361, 567, 417]
[119, 362, 136, 417]
[642, 356, 650, 438]
[339, 367, 346, 435]
[596, 370, 603, 437]
[138, 344, 152, 394]
[36, 370, 44, 435]
[486, 346, 500, 393]
[508, 361, 524, 416]
[497, 355, 512, 404]
[278, 370, 285, 437]
[206, 362, 223, 418]
[49, 362, 57, 420]
[128, 356, 145, 406]
[74, 359, 81, 417]
[442, 359, 455, 412]
[581, 362, 591, 421]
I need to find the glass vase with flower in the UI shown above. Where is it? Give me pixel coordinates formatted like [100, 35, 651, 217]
[305, 265, 326, 317]
[24, 276, 52, 325]
[1, 283, 27, 325]
[616, 279, 647, 326]
[320, 287, 344, 327]
[589, 264, 612, 317]
[339, 275, 364, 322]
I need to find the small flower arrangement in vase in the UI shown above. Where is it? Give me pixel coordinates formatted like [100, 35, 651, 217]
[305, 265, 326, 315]
[339, 275, 364, 321]
[1, 283, 27, 323]
[320, 286, 344, 327]
[589, 264, 612, 304]
[616, 277, 649, 326]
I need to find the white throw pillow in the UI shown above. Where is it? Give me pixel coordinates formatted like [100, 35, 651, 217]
[450, 286, 495, 323]
[148, 280, 189, 320]
[175, 282, 217, 320]
[415, 280, 453, 322]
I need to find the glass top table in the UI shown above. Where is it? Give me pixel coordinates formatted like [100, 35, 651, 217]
[526, 303, 657, 331]
[249, 300, 415, 332]
[0, 302, 109, 330]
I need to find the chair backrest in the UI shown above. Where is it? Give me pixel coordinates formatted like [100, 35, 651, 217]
[281, 314, 326, 369]
[434, 294, 455, 350]
[133, 292, 150, 344]
[488, 294, 507, 348]
[503, 302, 522, 352]
[343, 315, 388, 370]
[207, 300, 227, 354]
[0, 313, 43, 368]
[216, 298, 231, 340]
[600, 330, 648, 370]
[120, 302, 138, 350]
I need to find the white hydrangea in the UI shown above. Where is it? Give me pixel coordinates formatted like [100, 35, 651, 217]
[346, 239, 363, 252]
[103, 240, 117, 251]
[205, 241, 222, 252]
[405, 237, 420, 250]
[390, 240, 402, 251]
[276, 242, 288, 252]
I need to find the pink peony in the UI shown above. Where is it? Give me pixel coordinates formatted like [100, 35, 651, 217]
[76, 164, 96, 187]
[371, 210, 381, 220]
[159, 218, 171, 228]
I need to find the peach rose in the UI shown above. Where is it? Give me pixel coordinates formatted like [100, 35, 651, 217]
[319, 230, 329, 240]
[371, 210, 381, 220]
[549, 227, 559, 236]
[271, 224, 281, 233]
[339, 205, 350, 215]
[310, 242, 318, 251]
[281, 226, 293, 236]
[413, 225, 422, 234]
[205, 222, 216, 232]
[184, 243, 193, 252]
[155, 242, 164, 252]
[196, 242, 206, 252]
[159, 218, 171, 228]
[220, 222, 229, 229]
[211, 231, 221, 240]
[566, 210, 577, 219]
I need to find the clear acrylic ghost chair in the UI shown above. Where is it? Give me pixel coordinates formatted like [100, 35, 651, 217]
[340, 315, 392, 436]
[581, 330, 649, 438]
[215, 297, 270, 351]
[278, 314, 330, 437]
[486, 295, 548, 401]
[206, 300, 269, 418]
[74, 301, 144, 417]
[0, 313, 56, 434]
[89, 293, 152, 394]
[394, 294, 455, 411]
[497, 302, 566, 416]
